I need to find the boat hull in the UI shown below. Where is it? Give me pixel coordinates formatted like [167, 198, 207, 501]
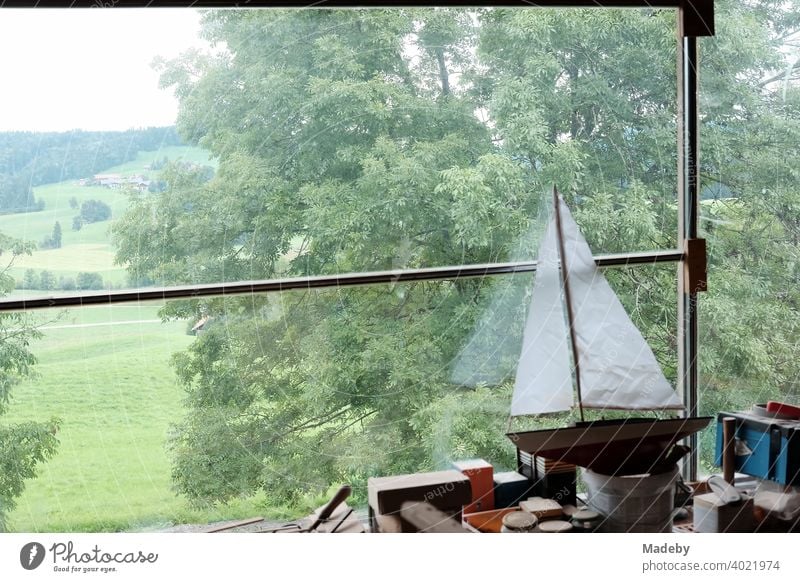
[507, 417, 712, 476]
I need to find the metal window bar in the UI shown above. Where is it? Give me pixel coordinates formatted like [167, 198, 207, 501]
[0, 250, 682, 312]
[0, 0, 712, 477]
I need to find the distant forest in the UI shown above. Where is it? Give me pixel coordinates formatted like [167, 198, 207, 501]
[0, 127, 182, 213]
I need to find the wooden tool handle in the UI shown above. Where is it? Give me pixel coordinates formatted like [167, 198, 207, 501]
[722, 417, 736, 484]
[307, 485, 352, 532]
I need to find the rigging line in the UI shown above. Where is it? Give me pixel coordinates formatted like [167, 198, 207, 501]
[552, 186, 584, 423]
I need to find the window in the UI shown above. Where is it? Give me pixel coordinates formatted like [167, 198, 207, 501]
[0, 1, 714, 531]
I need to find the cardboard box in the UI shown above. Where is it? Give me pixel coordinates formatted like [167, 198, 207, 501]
[493, 471, 537, 509]
[693, 493, 755, 533]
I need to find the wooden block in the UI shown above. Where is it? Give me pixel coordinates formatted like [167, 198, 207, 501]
[453, 459, 494, 513]
[374, 514, 403, 533]
[520, 497, 563, 520]
[463, 507, 519, 534]
[399, 501, 469, 533]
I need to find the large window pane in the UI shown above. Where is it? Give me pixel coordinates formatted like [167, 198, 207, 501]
[698, 0, 800, 473]
[2, 263, 675, 532]
[0, 7, 679, 307]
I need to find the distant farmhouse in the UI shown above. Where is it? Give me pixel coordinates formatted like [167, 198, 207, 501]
[79, 173, 151, 192]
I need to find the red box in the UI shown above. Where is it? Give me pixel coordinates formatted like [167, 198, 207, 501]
[453, 459, 494, 513]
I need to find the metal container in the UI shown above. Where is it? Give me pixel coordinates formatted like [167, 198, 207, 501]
[582, 465, 679, 533]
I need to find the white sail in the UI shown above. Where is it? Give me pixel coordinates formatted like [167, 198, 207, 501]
[510, 217, 573, 416]
[557, 196, 684, 410]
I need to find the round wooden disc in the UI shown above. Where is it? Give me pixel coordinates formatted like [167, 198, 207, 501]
[572, 509, 600, 522]
[538, 520, 573, 533]
[502, 511, 538, 531]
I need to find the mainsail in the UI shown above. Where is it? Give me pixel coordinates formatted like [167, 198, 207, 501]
[510, 192, 683, 417]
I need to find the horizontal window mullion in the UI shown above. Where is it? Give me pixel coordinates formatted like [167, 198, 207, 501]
[0, 249, 682, 312]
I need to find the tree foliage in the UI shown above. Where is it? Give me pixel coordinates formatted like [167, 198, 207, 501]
[40, 221, 62, 250]
[78, 200, 112, 225]
[0, 235, 59, 530]
[76, 272, 104, 291]
[113, 3, 800, 504]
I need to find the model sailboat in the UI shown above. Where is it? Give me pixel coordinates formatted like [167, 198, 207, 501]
[506, 188, 710, 476]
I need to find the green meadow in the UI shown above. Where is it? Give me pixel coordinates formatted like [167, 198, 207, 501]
[3, 302, 270, 532]
[0, 146, 274, 532]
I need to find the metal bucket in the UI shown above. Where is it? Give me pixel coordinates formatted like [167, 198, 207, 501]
[581, 465, 679, 532]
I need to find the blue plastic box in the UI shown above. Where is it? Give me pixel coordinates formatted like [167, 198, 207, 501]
[714, 412, 800, 486]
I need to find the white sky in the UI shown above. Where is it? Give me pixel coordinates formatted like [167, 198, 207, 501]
[0, 9, 206, 132]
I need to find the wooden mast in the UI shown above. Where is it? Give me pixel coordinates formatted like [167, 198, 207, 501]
[552, 186, 585, 423]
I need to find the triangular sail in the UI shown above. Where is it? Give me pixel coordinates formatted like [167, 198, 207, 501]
[556, 196, 683, 410]
[510, 217, 573, 416]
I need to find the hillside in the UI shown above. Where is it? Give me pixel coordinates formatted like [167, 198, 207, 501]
[0, 145, 214, 289]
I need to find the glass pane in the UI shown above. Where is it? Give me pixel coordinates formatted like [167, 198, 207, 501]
[0, 7, 679, 305]
[1, 264, 675, 532]
[698, 0, 800, 473]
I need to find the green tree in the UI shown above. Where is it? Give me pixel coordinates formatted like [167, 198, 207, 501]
[59, 276, 76, 291]
[22, 269, 39, 290]
[0, 173, 36, 213]
[76, 272, 104, 290]
[78, 199, 111, 224]
[39, 270, 55, 291]
[54, 221, 62, 247]
[113, 3, 800, 505]
[117, 8, 528, 506]
[41, 220, 64, 249]
[690, 1, 800, 463]
[0, 233, 59, 530]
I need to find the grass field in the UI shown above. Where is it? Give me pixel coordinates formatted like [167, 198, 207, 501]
[0, 145, 280, 532]
[2, 301, 270, 532]
[0, 145, 213, 287]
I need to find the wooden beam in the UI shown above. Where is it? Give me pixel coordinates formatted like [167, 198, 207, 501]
[683, 238, 708, 293]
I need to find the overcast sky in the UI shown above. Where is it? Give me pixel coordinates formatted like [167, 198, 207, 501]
[0, 9, 206, 133]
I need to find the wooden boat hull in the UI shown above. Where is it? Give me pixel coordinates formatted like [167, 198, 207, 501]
[507, 417, 712, 476]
